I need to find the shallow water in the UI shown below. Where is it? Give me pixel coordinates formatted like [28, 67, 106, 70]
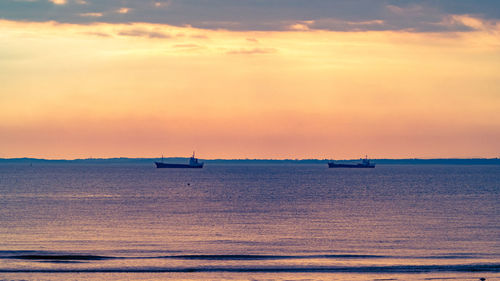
[0, 163, 498, 280]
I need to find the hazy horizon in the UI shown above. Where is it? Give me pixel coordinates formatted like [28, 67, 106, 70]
[2, 156, 499, 162]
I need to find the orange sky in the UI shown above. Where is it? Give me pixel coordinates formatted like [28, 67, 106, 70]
[1, 19, 499, 159]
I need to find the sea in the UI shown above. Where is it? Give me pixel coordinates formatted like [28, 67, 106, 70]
[0, 162, 498, 281]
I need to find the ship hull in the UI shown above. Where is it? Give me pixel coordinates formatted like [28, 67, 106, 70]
[328, 163, 375, 168]
[155, 162, 204, 168]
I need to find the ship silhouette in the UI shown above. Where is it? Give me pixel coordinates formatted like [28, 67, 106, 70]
[328, 156, 375, 168]
[155, 152, 204, 168]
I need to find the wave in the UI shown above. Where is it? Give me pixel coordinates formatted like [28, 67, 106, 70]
[0, 251, 112, 261]
[0, 252, 486, 261]
[1, 252, 498, 273]
[0, 264, 498, 273]
[11, 254, 113, 261]
[159, 254, 388, 260]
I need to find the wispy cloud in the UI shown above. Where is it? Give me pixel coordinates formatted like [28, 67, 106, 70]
[306, 18, 386, 32]
[80, 12, 103, 18]
[153, 1, 171, 8]
[173, 44, 200, 49]
[246, 38, 259, 43]
[439, 14, 499, 32]
[82, 31, 111, 37]
[386, 4, 424, 16]
[49, 0, 67, 5]
[116, 7, 131, 14]
[288, 21, 313, 31]
[226, 48, 277, 55]
[190, 34, 209, 39]
[118, 28, 171, 39]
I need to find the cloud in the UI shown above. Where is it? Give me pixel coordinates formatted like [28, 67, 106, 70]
[49, 0, 66, 5]
[153, 1, 171, 8]
[439, 14, 499, 32]
[226, 48, 277, 55]
[0, 0, 499, 32]
[289, 19, 386, 32]
[386, 4, 424, 16]
[190, 34, 209, 39]
[173, 44, 200, 49]
[118, 28, 171, 39]
[116, 7, 131, 14]
[289, 21, 313, 31]
[80, 12, 102, 18]
[82, 31, 111, 37]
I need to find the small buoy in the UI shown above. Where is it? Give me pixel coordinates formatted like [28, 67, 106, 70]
[187, 183, 190, 186]
[480, 278, 486, 281]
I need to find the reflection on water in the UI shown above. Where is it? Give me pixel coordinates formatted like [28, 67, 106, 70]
[0, 163, 498, 280]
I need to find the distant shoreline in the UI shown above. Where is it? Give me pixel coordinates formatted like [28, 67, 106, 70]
[1, 157, 499, 165]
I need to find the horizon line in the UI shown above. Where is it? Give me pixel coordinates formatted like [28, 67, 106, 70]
[1, 157, 499, 161]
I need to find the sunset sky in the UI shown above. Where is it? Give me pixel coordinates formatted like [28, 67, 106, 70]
[1, 0, 499, 159]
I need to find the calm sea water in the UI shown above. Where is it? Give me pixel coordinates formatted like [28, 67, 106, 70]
[0, 163, 498, 281]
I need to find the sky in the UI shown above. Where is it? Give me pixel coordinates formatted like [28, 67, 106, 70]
[1, 0, 499, 159]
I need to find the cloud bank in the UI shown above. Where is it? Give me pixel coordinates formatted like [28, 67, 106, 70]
[1, 0, 499, 32]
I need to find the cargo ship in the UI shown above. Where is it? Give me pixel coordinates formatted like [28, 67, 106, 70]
[328, 156, 375, 168]
[155, 152, 204, 168]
